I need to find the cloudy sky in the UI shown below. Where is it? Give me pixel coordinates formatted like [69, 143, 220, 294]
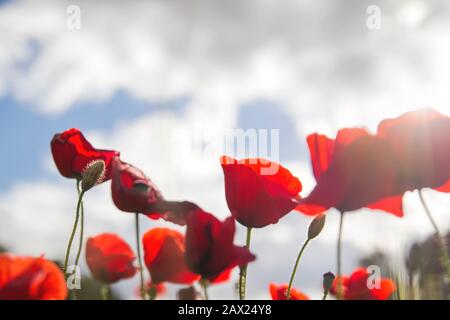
[1, 0, 450, 299]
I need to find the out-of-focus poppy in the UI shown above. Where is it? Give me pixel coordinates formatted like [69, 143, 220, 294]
[0, 253, 67, 300]
[111, 157, 199, 225]
[377, 108, 450, 192]
[135, 281, 166, 299]
[297, 129, 404, 216]
[220, 156, 303, 228]
[185, 209, 256, 280]
[330, 268, 396, 300]
[298, 109, 450, 217]
[143, 228, 200, 284]
[269, 283, 309, 300]
[51, 128, 118, 181]
[85, 233, 137, 284]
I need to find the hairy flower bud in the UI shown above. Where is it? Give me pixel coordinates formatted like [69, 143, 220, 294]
[81, 160, 106, 192]
[307, 214, 326, 239]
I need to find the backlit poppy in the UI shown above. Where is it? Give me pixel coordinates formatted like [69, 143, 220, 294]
[51, 128, 118, 181]
[185, 209, 256, 280]
[221, 156, 303, 228]
[298, 108, 450, 217]
[0, 253, 67, 300]
[142, 228, 200, 284]
[297, 129, 404, 216]
[377, 108, 450, 192]
[85, 233, 137, 284]
[330, 267, 396, 300]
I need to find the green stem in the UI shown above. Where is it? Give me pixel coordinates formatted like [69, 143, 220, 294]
[101, 285, 110, 300]
[202, 281, 209, 300]
[418, 189, 450, 295]
[73, 181, 85, 271]
[148, 283, 157, 300]
[63, 183, 84, 276]
[135, 213, 146, 300]
[239, 227, 252, 300]
[336, 212, 345, 300]
[322, 291, 328, 300]
[286, 238, 310, 299]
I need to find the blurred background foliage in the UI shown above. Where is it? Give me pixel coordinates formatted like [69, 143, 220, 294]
[360, 232, 450, 300]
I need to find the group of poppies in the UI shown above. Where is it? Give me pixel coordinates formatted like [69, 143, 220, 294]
[1, 107, 449, 300]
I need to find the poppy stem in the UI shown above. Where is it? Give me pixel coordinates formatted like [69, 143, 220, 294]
[286, 238, 310, 299]
[101, 285, 110, 300]
[73, 180, 85, 274]
[336, 212, 345, 300]
[239, 227, 252, 300]
[418, 189, 450, 294]
[63, 183, 85, 277]
[135, 213, 146, 300]
[148, 283, 157, 300]
[322, 291, 328, 300]
[201, 280, 209, 300]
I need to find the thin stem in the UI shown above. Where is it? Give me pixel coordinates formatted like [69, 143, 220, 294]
[101, 285, 110, 300]
[135, 213, 146, 300]
[63, 185, 85, 276]
[73, 181, 85, 271]
[419, 190, 441, 235]
[148, 283, 157, 300]
[239, 227, 252, 300]
[322, 291, 328, 300]
[286, 238, 311, 299]
[336, 212, 345, 300]
[202, 281, 209, 300]
[418, 189, 450, 294]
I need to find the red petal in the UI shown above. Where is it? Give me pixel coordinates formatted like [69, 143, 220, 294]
[0, 254, 67, 300]
[86, 233, 137, 284]
[221, 156, 301, 228]
[366, 195, 404, 217]
[269, 283, 309, 300]
[142, 228, 199, 285]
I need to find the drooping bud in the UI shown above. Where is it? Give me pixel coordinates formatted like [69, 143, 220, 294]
[81, 160, 106, 192]
[307, 214, 326, 239]
[176, 286, 202, 300]
[323, 271, 335, 293]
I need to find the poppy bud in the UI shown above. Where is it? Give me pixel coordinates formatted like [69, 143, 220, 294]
[322, 271, 335, 293]
[81, 160, 106, 192]
[177, 286, 202, 300]
[307, 214, 326, 239]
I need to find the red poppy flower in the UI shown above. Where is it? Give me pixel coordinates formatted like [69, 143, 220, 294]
[85, 233, 137, 284]
[296, 129, 404, 216]
[111, 157, 199, 225]
[185, 209, 256, 280]
[330, 268, 396, 300]
[51, 128, 119, 181]
[269, 283, 309, 300]
[377, 108, 450, 192]
[298, 109, 450, 217]
[142, 228, 200, 284]
[220, 156, 303, 228]
[0, 253, 67, 300]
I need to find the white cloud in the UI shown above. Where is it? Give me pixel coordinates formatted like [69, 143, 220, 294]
[2, 0, 450, 129]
